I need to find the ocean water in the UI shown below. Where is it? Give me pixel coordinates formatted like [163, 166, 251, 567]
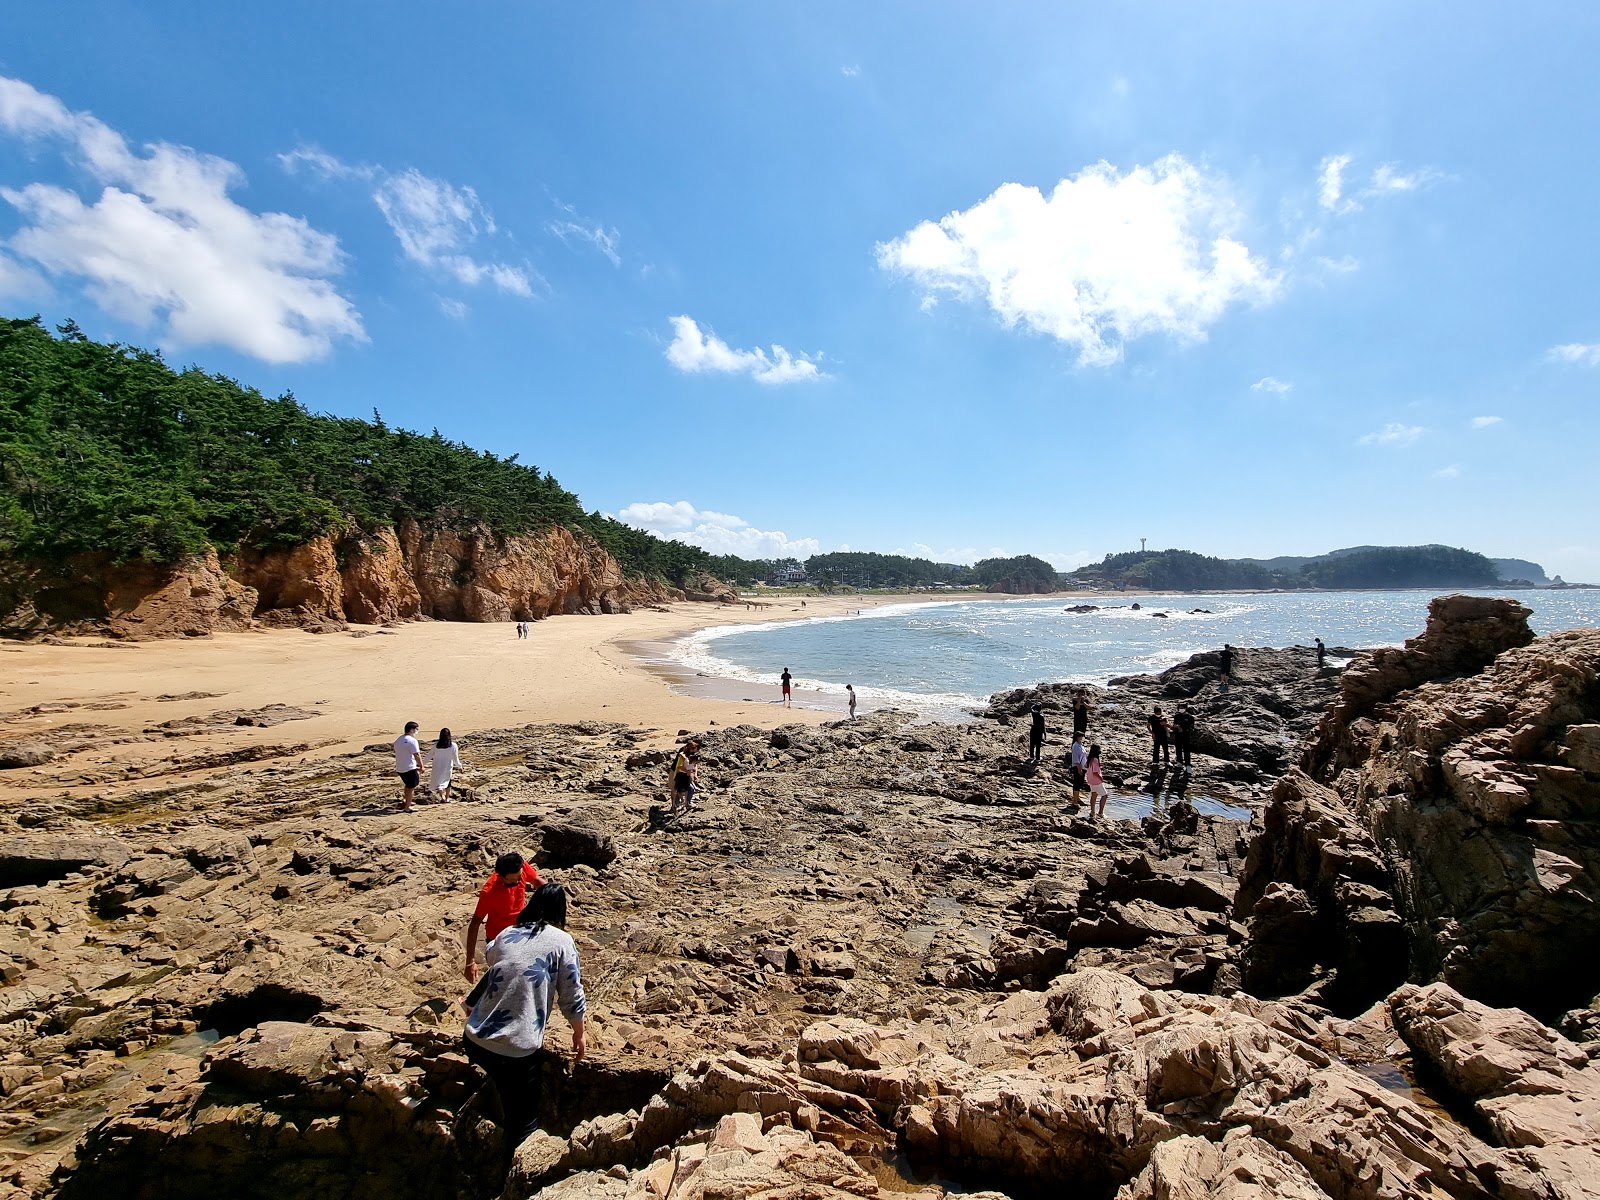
[670, 588, 1600, 720]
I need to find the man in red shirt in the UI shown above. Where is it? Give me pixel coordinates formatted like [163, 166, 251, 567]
[463, 852, 542, 981]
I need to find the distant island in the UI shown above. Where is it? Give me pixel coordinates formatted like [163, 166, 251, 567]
[0, 317, 1580, 640]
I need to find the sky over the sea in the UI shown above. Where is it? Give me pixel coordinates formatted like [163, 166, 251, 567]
[2, 3, 1597, 578]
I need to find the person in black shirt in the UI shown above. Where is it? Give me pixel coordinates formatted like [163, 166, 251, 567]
[1315, 637, 1326, 667]
[1219, 644, 1234, 690]
[780, 668, 792, 707]
[1173, 702, 1194, 768]
[1147, 706, 1171, 766]
[1028, 704, 1045, 762]
[1072, 691, 1090, 737]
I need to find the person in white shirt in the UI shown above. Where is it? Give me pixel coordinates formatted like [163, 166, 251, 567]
[429, 727, 464, 801]
[393, 721, 423, 812]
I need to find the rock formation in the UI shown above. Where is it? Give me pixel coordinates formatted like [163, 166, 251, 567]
[0, 520, 716, 640]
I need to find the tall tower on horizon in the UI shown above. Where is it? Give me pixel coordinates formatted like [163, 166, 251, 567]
[1140, 538, 1147, 553]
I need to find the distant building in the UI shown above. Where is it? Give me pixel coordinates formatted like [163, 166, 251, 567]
[774, 565, 808, 585]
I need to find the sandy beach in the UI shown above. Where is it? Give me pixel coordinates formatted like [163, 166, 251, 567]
[0, 593, 941, 800]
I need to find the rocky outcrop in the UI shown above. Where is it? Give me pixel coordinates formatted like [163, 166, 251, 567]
[0, 547, 257, 640]
[2, 521, 696, 638]
[1390, 983, 1600, 1200]
[1240, 595, 1600, 1020]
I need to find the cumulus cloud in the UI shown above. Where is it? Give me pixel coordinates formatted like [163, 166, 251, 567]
[617, 501, 821, 559]
[1547, 342, 1600, 366]
[665, 316, 826, 385]
[1358, 423, 1425, 448]
[1470, 415, 1502, 429]
[876, 154, 1281, 367]
[280, 145, 533, 296]
[1251, 376, 1292, 395]
[0, 75, 363, 363]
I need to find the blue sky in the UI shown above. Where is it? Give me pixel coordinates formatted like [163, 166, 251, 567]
[2, 3, 1598, 579]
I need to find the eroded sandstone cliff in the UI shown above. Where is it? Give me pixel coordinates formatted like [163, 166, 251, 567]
[0, 521, 711, 639]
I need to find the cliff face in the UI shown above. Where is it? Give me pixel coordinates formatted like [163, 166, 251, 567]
[1237, 594, 1600, 1020]
[0, 522, 699, 639]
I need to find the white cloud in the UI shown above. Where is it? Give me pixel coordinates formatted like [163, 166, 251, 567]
[664, 316, 826, 385]
[1547, 342, 1600, 366]
[281, 144, 533, 297]
[841, 65, 861, 78]
[1369, 164, 1443, 194]
[1316, 254, 1360, 274]
[1432, 464, 1461, 479]
[1251, 376, 1292, 395]
[876, 154, 1281, 367]
[1469, 415, 1502, 429]
[0, 249, 47, 298]
[0, 75, 363, 363]
[547, 218, 621, 266]
[617, 500, 821, 559]
[437, 297, 468, 320]
[1358, 423, 1425, 448]
[1318, 154, 1352, 211]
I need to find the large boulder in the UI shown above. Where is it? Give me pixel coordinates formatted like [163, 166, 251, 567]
[0, 835, 133, 887]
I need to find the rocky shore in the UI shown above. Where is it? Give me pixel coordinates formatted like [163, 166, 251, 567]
[1, 595, 1597, 1199]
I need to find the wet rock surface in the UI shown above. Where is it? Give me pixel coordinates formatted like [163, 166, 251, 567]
[1, 592, 1596, 1200]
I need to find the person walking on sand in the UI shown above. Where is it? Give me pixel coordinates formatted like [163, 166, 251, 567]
[463, 852, 543, 982]
[1173, 702, 1195, 769]
[669, 739, 699, 814]
[1086, 744, 1109, 818]
[429, 727, 464, 802]
[1073, 691, 1090, 739]
[847, 684, 857, 721]
[1148, 706, 1171, 767]
[1069, 730, 1088, 802]
[1028, 703, 1045, 762]
[462, 883, 586, 1169]
[780, 668, 793, 707]
[394, 721, 423, 812]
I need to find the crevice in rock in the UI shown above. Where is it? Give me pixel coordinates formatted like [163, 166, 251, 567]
[195, 984, 326, 1037]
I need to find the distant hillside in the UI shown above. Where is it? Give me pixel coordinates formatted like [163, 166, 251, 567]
[1074, 545, 1503, 591]
[1492, 557, 1549, 584]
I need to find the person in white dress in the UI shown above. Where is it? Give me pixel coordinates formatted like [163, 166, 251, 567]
[429, 727, 464, 801]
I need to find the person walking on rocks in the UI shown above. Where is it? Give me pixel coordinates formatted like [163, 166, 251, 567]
[847, 684, 857, 721]
[430, 727, 464, 802]
[463, 852, 543, 982]
[669, 740, 699, 813]
[1219, 644, 1234, 691]
[1315, 637, 1326, 668]
[394, 721, 423, 812]
[1028, 704, 1046, 762]
[1073, 691, 1090, 739]
[1172, 703, 1195, 769]
[1148, 707, 1171, 767]
[781, 668, 793, 707]
[463, 883, 586, 1167]
[1069, 730, 1088, 802]
[1085, 744, 1109, 818]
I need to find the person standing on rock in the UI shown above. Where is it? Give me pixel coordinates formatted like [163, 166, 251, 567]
[847, 685, 858, 721]
[1073, 691, 1090, 739]
[430, 728, 464, 802]
[1315, 637, 1326, 668]
[1069, 731, 1088, 801]
[1219, 644, 1235, 691]
[463, 883, 586, 1166]
[1147, 707, 1171, 767]
[669, 739, 699, 813]
[1085, 744, 1108, 818]
[394, 721, 423, 812]
[1028, 704, 1045, 762]
[1172, 703, 1195, 769]
[781, 668, 793, 707]
[463, 852, 543, 982]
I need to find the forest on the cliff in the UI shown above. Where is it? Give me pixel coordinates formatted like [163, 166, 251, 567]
[0, 317, 758, 585]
